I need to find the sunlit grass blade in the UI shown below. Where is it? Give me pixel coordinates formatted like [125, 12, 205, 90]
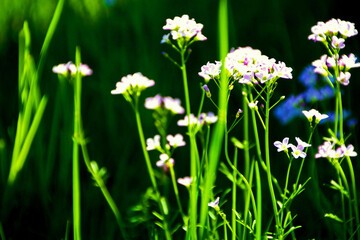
[199, 0, 229, 238]
[37, 0, 65, 80]
[8, 96, 47, 184]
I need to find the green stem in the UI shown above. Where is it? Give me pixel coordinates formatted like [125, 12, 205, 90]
[72, 48, 82, 240]
[232, 148, 238, 240]
[345, 156, 360, 240]
[294, 129, 314, 189]
[169, 165, 187, 225]
[264, 86, 281, 239]
[255, 161, 262, 240]
[334, 160, 352, 236]
[133, 99, 172, 240]
[280, 159, 292, 225]
[243, 88, 250, 180]
[180, 48, 198, 240]
[77, 133, 128, 239]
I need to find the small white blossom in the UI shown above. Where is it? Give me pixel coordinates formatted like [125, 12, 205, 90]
[302, 109, 328, 124]
[156, 153, 174, 171]
[341, 144, 357, 157]
[274, 137, 291, 152]
[167, 134, 186, 147]
[162, 14, 207, 42]
[208, 197, 220, 210]
[111, 73, 155, 96]
[146, 135, 161, 151]
[177, 177, 193, 187]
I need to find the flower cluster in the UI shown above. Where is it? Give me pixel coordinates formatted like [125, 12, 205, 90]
[309, 19, 359, 86]
[52, 61, 93, 77]
[198, 61, 222, 82]
[315, 141, 357, 159]
[308, 18, 358, 44]
[161, 14, 206, 45]
[145, 94, 185, 114]
[274, 137, 311, 159]
[146, 134, 186, 171]
[312, 53, 360, 85]
[199, 47, 293, 85]
[177, 112, 218, 131]
[146, 134, 186, 152]
[111, 73, 155, 101]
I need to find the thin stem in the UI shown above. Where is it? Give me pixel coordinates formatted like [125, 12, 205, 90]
[345, 156, 360, 240]
[133, 99, 172, 240]
[76, 134, 128, 239]
[72, 48, 82, 240]
[255, 161, 262, 240]
[180, 48, 198, 240]
[232, 148, 238, 240]
[169, 165, 187, 224]
[264, 86, 281, 238]
[294, 128, 314, 189]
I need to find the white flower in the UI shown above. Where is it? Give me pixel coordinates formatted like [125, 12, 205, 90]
[146, 135, 161, 151]
[248, 100, 258, 109]
[208, 197, 220, 211]
[274, 137, 291, 152]
[315, 141, 334, 158]
[167, 134, 186, 147]
[198, 61, 222, 80]
[302, 109, 328, 124]
[341, 144, 357, 157]
[336, 71, 351, 86]
[111, 72, 155, 95]
[163, 97, 185, 114]
[145, 94, 162, 109]
[156, 153, 174, 170]
[52, 62, 92, 77]
[163, 14, 206, 42]
[177, 177, 192, 187]
[177, 114, 199, 127]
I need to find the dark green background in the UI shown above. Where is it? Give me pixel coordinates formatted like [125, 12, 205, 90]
[0, 0, 359, 239]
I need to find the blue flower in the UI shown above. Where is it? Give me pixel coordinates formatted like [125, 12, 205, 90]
[274, 94, 304, 125]
[318, 85, 335, 99]
[303, 87, 323, 102]
[299, 65, 317, 88]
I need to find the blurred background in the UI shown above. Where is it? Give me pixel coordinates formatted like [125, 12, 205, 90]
[0, 0, 359, 239]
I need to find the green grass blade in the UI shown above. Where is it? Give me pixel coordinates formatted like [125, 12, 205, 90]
[37, 0, 65, 80]
[8, 96, 48, 184]
[199, 0, 229, 238]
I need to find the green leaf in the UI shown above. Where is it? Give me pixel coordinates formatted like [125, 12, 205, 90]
[324, 213, 344, 223]
[152, 211, 164, 221]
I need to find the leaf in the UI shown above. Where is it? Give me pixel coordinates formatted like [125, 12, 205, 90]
[324, 213, 344, 223]
[231, 137, 245, 149]
[152, 211, 164, 221]
[328, 180, 349, 198]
